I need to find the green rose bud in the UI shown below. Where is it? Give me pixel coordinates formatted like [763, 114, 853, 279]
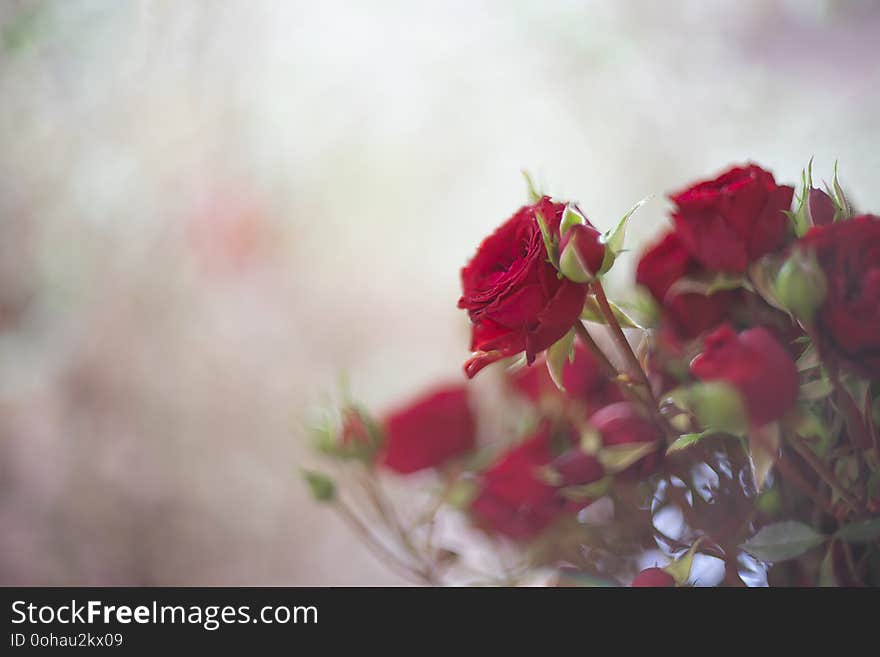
[774, 247, 828, 322]
[687, 381, 748, 435]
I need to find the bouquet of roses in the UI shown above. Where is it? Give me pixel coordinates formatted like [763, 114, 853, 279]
[303, 162, 880, 586]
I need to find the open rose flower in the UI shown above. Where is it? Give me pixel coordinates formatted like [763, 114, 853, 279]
[470, 421, 575, 539]
[459, 197, 588, 378]
[381, 385, 476, 474]
[670, 164, 794, 273]
[636, 230, 740, 339]
[690, 324, 799, 427]
[797, 214, 880, 378]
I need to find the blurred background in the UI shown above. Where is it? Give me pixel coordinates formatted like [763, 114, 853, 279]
[1, 0, 879, 585]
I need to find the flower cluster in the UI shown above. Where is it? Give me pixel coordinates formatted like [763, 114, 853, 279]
[305, 162, 880, 587]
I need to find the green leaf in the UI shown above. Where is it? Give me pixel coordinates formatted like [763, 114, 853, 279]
[559, 203, 586, 237]
[800, 378, 834, 401]
[598, 196, 649, 274]
[747, 257, 790, 315]
[580, 295, 643, 329]
[597, 441, 658, 474]
[795, 344, 820, 372]
[666, 273, 746, 297]
[666, 430, 715, 455]
[534, 211, 558, 267]
[546, 328, 575, 392]
[748, 422, 780, 492]
[522, 170, 542, 204]
[301, 469, 337, 502]
[664, 537, 705, 586]
[740, 521, 825, 562]
[836, 518, 880, 544]
[559, 476, 613, 501]
[832, 160, 851, 220]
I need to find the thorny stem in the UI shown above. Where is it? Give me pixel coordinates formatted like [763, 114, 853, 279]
[788, 434, 864, 515]
[572, 320, 618, 380]
[593, 282, 655, 400]
[774, 452, 836, 516]
[591, 282, 676, 437]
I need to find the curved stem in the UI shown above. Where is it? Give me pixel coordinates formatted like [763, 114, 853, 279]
[573, 320, 618, 380]
[788, 434, 863, 515]
[334, 501, 436, 585]
[593, 282, 655, 401]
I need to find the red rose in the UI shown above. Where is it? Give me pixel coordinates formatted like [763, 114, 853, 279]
[797, 214, 880, 377]
[670, 164, 794, 273]
[690, 324, 799, 427]
[470, 421, 573, 539]
[508, 343, 623, 412]
[381, 385, 476, 474]
[459, 197, 588, 378]
[636, 231, 739, 339]
[631, 567, 675, 587]
[590, 402, 664, 479]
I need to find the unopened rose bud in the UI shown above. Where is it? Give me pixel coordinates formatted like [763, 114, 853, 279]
[687, 381, 748, 435]
[807, 188, 835, 227]
[774, 247, 828, 322]
[559, 224, 605, 283]
[631, 567, 675, 587]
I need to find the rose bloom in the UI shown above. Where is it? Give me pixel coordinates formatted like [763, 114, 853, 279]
[470, 421, 575, 539]
[636, 230, 740, 339]
[508, 343, 623, 412]
[670, 164, 794, 273]
[380, 385, 476, 474]
[690, 324, 799, 427]
[459, 197, 588, 378]
[797, 215, 880, 378]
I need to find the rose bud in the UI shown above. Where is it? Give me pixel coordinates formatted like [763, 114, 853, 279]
[636, 231, 739, 339]
[631, 567, 675, 587]
[795, 214, 880, 378]
[508, 343, 624, 412]
[670, 164, 794, 273]
[459, 197, 589, 378]
[381, 385, 476, 474]
[690, 324, 799, 428]
[591, 402, 664, 479]
[685, 381, 748, 435]
[549, 448, 604, 487]
[559, 223, 605, 283]
[774, 247, 828, 322]
[807, 188, 836, 227]
[470, 421, 574, 539]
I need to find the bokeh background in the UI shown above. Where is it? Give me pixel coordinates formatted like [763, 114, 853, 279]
[1, 0, 879, 585]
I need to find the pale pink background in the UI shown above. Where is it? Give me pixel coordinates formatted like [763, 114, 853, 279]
[1, 0, 879, 584]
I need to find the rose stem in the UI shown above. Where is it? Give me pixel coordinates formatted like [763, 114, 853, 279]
[359, 470, 439, 582]
[593, 281, 655, 399]
[592, 281, 677, 437]
[572, 320, 618, 380]
[334, 500, 437, 585]
[788, 433, 863, 514]
[773, 452, 836, 516]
